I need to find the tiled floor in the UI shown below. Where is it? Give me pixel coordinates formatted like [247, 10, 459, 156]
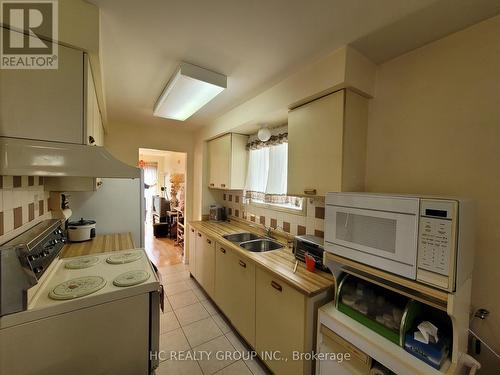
[155, 263, 270, 375]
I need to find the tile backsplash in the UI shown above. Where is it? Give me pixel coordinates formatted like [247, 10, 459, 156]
[215, 190, 325, 238]
[0, 176, 51, 243]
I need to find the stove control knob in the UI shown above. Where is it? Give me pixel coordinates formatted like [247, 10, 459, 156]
[53, 239, 59, 244]
[28, 254, 37, 261]
[54, 229, 62, 235]
[61, 238, 67, 243]
[33, 266, 43, 273]
[43, 250, 50, 256]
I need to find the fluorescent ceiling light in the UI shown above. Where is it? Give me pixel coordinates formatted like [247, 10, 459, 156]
[153, 62, 227, 121]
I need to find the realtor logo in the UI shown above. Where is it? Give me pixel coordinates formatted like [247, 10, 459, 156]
[1, 0, 58, 69]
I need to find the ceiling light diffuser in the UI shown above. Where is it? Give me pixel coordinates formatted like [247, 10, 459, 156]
[153, 62, 227, 121]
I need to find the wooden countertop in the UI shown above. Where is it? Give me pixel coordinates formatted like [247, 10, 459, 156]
[60, 233, 135, 258]
[189, 220, 335, 297]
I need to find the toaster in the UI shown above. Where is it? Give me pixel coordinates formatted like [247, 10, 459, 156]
[209, 205, 226, 221]
[293, 235, 330, 273]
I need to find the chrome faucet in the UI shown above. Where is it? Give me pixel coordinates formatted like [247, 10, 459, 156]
[264, 225, 274, 238]
[247, 223, 277, 239]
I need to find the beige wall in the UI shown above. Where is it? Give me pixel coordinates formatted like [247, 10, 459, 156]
[192, 46, 377, 220]
[197, 46, 375, 143]
[365, 15, 500, 373]
[105, 122, 195, 224]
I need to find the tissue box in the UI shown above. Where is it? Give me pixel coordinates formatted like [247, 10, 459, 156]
[404, 332, 449, 369]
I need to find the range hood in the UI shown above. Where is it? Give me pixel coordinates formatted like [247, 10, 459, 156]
[0, 137, 140, 178]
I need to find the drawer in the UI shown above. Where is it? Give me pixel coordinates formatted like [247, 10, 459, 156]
[318, 324, 371, 375]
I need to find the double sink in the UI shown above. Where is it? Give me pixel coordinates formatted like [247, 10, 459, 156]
[222, 232, 283, 252]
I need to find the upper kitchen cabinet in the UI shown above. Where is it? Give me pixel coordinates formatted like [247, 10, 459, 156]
[85, 58, 105, 146]
[207, 133, 248, 189]
[0, 39, 84, 144]
[287, 89, 368, 196]
[0, 32, 104, 146]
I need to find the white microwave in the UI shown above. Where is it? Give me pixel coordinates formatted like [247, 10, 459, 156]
[325, 193, 474, 292]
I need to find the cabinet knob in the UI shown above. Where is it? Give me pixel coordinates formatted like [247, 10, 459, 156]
[88, 135, 95, 144]
[207, 239, 212, 244]
[198, 233, 202, 237]
[209, 183, 215, 187]
[191, 228, 195, 233]
[271, 280, 282, 292]
[220, 184, 226, 188]
[304, 189, 317, 195]
[239, 260, 246, 268]
[220, 248, 226, 254]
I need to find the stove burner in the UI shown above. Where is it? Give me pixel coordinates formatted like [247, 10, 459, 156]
[106, 251, 142, 265]
[48, 276, 106, 300]
[113, 270, 150, 287]
[65, 256, 100, 269]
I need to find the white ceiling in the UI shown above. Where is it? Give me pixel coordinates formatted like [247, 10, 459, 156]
[90, 0, 500, 131]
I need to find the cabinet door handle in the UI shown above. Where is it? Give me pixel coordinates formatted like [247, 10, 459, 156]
[88, 135, 95, 144]
[239, 260, 246, 268]
[304, 188, 317, 195]
[221, 183, 226, 188]
[220, 248, 226, 254]
[198, 233, 202, 237]
[207, 239, 212, 245]
[191, 228, 195, 233]
[271, 281, 282, 292]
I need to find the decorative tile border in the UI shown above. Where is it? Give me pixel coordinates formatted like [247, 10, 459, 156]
[219, 190, 325, 237]
[0, 176, 50, 243]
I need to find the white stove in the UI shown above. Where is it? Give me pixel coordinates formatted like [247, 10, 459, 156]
[26, 249, 159, 313]
[0, 222, 162, 375]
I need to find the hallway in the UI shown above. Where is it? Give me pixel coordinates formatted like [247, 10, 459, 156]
[144, 223, 183, 267]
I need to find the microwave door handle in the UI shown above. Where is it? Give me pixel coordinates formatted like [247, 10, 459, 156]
[345, 212, 350, 228]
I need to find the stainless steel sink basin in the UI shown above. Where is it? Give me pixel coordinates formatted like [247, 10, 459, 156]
[223, 232, 260, 243]
[239, 239, 283, 252]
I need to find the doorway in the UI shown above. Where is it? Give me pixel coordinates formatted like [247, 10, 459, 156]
[138, 148, 187, 267]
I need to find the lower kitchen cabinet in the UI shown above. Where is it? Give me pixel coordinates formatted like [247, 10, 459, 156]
[255, 266, 308, 375]
[188, 226, 197, 277]
[215, 243, 256, 347]
[195, 231, 215, 298]
[190, 226, 334, 375]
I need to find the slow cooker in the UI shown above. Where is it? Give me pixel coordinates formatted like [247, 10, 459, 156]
[67, 218, 96, 242]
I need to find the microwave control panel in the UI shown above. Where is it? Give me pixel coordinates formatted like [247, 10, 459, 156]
[417, 216, 452, 276]
[416, 199, 457, 291]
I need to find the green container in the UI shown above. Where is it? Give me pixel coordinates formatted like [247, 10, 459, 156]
[335, 274, 415, 346]
[338, 301, 401, 344]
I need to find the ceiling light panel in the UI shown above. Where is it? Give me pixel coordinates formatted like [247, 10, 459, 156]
[153, 63, 227, 121]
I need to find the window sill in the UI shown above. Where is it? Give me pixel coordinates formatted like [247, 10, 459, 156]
[248, 200, 306, 216]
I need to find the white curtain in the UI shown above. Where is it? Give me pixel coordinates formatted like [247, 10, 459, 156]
[245, 143, 287, 195]
[245, 147, 269, 193]
[143, 164, 158, 222]
[266, 143, 287, 194]
[143, 165, 157, 186]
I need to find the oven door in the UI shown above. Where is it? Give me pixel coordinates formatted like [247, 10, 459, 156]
[325, 195, 419, 279]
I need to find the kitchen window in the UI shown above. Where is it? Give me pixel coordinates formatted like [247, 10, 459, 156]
[244, 127, 304, 214]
